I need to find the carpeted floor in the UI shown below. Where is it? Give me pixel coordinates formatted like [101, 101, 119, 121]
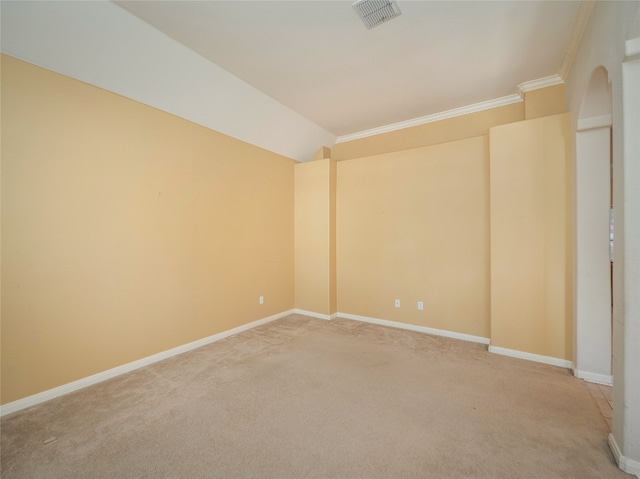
[0, 314, 630, 478]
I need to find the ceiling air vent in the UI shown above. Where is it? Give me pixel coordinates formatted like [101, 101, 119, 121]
[352, 0, 402, 29]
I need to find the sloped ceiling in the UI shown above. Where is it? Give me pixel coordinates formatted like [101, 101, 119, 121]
[1, 1, 584, 161]
[116, 0, 582, 136]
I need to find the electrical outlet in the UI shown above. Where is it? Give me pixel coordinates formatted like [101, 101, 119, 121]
[418, 301, 424, 311]
[394, 299, 400, 308]
[259, 296, 264, 305]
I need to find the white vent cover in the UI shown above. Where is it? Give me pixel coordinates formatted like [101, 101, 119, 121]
[352, 0, 402, 29]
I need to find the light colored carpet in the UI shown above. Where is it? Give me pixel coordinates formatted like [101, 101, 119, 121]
[1, 314, 630, 478]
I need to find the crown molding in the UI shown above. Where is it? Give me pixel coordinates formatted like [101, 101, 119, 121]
[336, 72, 566, 144]
[517, 74, 565, 93]
[559, 1, 596, 80]
[335, 93, 522, 144]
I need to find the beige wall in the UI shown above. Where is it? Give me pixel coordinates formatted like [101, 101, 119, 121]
[489, 113, 573, 360]
[311, 146, 331, 162]
[329, 159, 337, 315]
[294, 158, 336, 315]
[524, 84, 567, 120]
[332, 85, 568, 162]
[1, 55, 296, 404]
[1, 54, 572, 405]
[332, 103, 523, 161]
[337, 137, 491, 338]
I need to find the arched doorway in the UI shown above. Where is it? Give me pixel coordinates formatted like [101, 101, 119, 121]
[574, 66, 613, 385]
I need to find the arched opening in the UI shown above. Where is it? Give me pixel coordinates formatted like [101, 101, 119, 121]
[574, 66, 613, 385]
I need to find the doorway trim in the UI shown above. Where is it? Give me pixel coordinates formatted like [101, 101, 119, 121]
[573, 66, 613, 386]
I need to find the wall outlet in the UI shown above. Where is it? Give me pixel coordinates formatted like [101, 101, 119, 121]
[394, 299, 401, 308]
[259, 296, 264, 305]
[418, 301, 424, 311]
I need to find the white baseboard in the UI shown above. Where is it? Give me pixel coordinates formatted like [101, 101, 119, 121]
[609, 433, 640, 477]
[573, 369, 613, 386]
[293, 309, 333, 320]
[336, 312, 490, 345]
[488, 345, 573, 369]
[0, 309, 295, 417]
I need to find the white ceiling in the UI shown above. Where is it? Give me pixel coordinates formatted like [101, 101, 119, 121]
[1, 1, 584, 161]
[116, 0, 582, 137]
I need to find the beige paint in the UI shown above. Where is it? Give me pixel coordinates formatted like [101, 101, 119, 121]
[337, 137, 490, 338]
[1, 54, 572, 405]
[332, 103, 523, 161]
[489, 113, 573, 360]
[524, 84, 567, 120]
[294, 158, 336, 315]
[1, 55, 296, 404]
[332, 85, 566, 161]
[311, 146, 332, 162]
[329, 159, 337, 315]
[0, 56, 3, 394]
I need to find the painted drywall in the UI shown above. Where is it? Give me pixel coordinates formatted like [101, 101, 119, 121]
[1, 48, 576, 412]
[489, 113, 573, 361]
[1, 55, 296, 404]
[332, 103, 523, 161]
[329, 160, 337, 316]
[0, 1, 335, 162]
[331, 85, 571, 162]
[311, 146, 331, 163]
[294, 158, 336, 316]
[524, 84, 567, 120]
[619, 50, 640, 477]
[337, 136, 490, 338]
[564, 0, 640, 470]
[575, 127, 612, 379]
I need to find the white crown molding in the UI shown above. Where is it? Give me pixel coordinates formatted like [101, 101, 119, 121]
[488, 345, 573, 369]
[559, 1, 596, 80]
[517, 74, 565, 93]
[293, 309, 332, 320]
[336, 72, 566, 144]
[573, 369, 613, 386]
[577, 114, 612, 131]
[608, 433, 640, 476]
[626, 37, 640, 58]
[0, 309, 295, 417]
[335, 94, 522, 144]
[336, 312, 490, 344]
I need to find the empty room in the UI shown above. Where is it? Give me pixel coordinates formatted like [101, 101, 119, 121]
[1, 1, 639, 478]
